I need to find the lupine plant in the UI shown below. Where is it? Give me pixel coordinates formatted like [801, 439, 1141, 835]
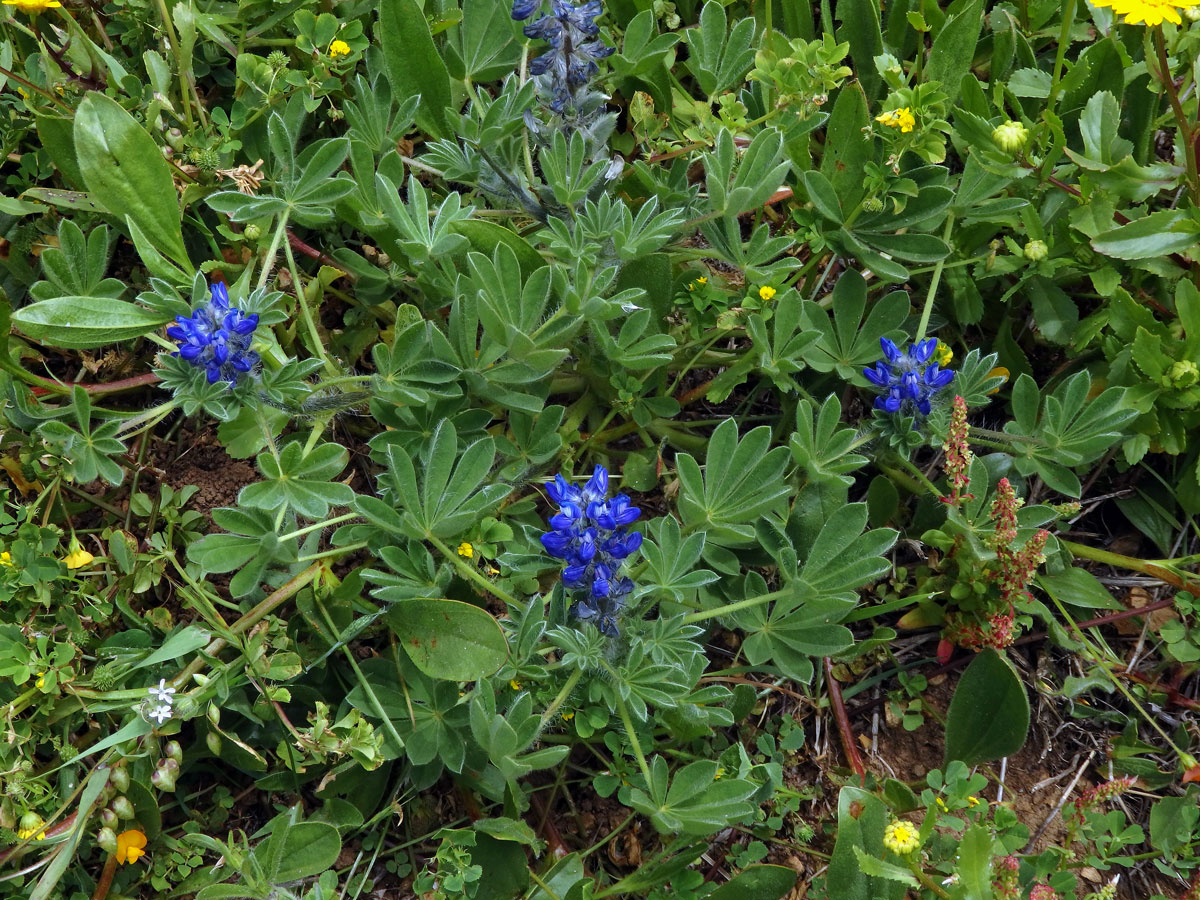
[2, 0, 1200, 897]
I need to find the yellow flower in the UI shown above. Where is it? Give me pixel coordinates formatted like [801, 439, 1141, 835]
[0, 551, 12, 568]
[328, 39, 351, 58]
[696, 276, 707, 285]
[1089, 0, 1200, 25]
[758, 286, 777, 302]
[561, 711, 575, 721]
[967, 796, 981, 808]
[2, 0, 63, 13]
[115, 829, 147, 865]
[935, 797, 947, 810]
[35, 672, 45, 689]
[63, 547, 94, 570]
[509, 679, 522, 691]
[934, 341, 953, 367]
[457, 542, 474, 558]
[882, 819, 921, 855]
[876, 107, 916, 133]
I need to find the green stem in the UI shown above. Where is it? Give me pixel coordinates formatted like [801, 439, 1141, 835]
[914, 214, 956, 344]
[540, 669, 583, 728]
[1153, 26, 1200, 206]
[681, 589, 789, 625]
[150, 0, 194, 131]
[1045, 0, 1078, 117]
[610, 686, 653, 787]
[278, 512, 359, 542]
[906, 857, 951, 899]
[283, 232, 339, 377]
[258, 213, 289, 291]
[426, 533, 518, 605]
[312, 593, 408, 750]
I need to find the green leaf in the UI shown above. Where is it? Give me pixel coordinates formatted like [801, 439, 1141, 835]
[675, 418, 792, 546]
[623, 757, 758, 835]
[387, 598, 508, 680]
[685, 1, 756, 97]
[240, 442, 355, 519]
[851, 847, 918, 887]
[706, 865, 798, 900]
[269, 822, 342, 883]
[380, 0, 454, 139]
[925, 0, 985, 102]
[12, 296, 171, 349]
[944, 648, 1030, 767]
[956, 823, 994, 900]
[1092, 209, 1200, 260]
[73, 93, 188, 268]
[1037, 567, 1122, 611]
[819, 82, 873, 208]
[131, 624, 212, 669]
[836, 0, 883, 99]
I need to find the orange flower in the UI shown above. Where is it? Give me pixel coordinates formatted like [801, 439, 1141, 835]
[115, 829, 147, 864]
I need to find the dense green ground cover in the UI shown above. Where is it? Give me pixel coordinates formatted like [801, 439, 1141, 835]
[1, 0, 1200, 896]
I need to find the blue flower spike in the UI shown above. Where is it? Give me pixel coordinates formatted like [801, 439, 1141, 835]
[863, 336, 954, 417]
[167, 281, 261, 385]
[540, 465, 642, 637]
[511, 0, 614, 114]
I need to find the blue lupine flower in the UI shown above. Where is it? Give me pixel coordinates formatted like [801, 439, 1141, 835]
[511, 0, 614, 115]
[863, 337, 954, 416]
[540, 465, 641, 637]
[167, 282, 260, 385]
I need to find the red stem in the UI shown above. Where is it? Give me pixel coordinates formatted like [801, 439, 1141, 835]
[824, 657, 866, 780]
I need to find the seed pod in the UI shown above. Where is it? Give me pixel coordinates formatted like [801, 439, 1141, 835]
[111, 796, 134, 820]
[109, 767, 130, 794]
[165, 741, 183, 766]
[97, 826, 118, 854]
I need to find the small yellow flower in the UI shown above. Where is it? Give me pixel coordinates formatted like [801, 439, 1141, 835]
[509, 679, 522, 691]
[687, 275, 708, 292]
[696, 276, 707, 285]
[115, 829, 147, 865]
[967, 796, 981, 808]
[456, 542, 474, 558]
[876, 107, 916, 133]
[1089, 0, 1200, 25]
[934, 341, 953, 367]
[758, 286, 777, 302]
[0, 551, 13, 568]
[561, 711, 575, 721]
[328, 39, 351, 58]
[63, 547, 94, 570]
[35, 672, 45, 689]
[2, 0, 63, 13]
[714, 766, 726, 780]
[882, 819, 921, 855]
[935, 797, 947, 810]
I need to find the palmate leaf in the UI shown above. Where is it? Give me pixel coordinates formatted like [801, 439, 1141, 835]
[799, 270, 909, 379]
[789, 395, 869, 489]
[375, 418, 511, 540]
[239, 442, 355, 519]
[676, 419, 792, 547]
[621, 756, 758, 836]
[730, 504, 896, 683]
[1005, 370, 1138, 496]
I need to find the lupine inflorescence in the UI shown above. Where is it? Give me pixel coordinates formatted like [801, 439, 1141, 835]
[863, 337, 955, 416]
[167, 282, 260, 385]
[511, 0, 614, 115]
[540, 465, 642, 637]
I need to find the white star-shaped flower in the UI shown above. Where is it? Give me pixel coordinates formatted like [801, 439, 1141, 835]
[149, 703, 173, 725]
[148, 679, 176, 703]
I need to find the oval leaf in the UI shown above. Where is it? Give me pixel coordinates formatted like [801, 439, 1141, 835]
[944, 648, 1030, 767]
[12, 296, 171, 349]
[388, 598, 508, 681]
[73, 93, 189, 268]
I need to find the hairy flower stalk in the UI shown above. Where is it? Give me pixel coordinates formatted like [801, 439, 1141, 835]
[512, 0, 614, 119]
[863, 337, 955, 417]
[167, 282, 260, 385]
[540, 465, 642, 637]
[941, 395, 972, 505]
[953, 478, 1050, 651]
